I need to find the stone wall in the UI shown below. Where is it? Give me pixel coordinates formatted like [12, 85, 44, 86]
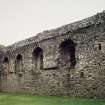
[0, 45, 5, 91]
[0, 11, 105, 98]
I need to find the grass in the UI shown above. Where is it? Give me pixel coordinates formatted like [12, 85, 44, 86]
[0, 93, 105, 105]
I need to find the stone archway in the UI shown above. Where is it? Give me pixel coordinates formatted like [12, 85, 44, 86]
[33, 47, 43, 70]
[15, 54, 23, 73]
[59, 39, 76, 68]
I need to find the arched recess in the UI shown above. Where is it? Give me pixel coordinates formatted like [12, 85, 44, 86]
[3, 57, 9, 73]
[4, 57, 9, 63]
[15, 54, 23, 73]
[59, 39, 76, 68]
[32, 47, 43, 70]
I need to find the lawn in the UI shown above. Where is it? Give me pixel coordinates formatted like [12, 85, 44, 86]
[0, 93, 105, 105]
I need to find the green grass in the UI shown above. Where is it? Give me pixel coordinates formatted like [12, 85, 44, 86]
[0, 93, 105, 105]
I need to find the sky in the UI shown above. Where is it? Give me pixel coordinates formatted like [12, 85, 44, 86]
[0, 0, 105, 46]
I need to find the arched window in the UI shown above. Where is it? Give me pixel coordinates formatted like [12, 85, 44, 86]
[33, 47, 43, 70]
[3, 57, 9, 63]
[15, 54, 23, 73]
[3, 57, 9, 73]
[98, 43, 101, 50]
[59, 39, 76, 68]
[16, 54, 22, 61]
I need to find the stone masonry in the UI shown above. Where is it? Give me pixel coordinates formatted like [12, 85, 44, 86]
[1, 11, 105, 98]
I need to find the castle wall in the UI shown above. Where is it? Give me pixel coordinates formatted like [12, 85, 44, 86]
[0, 48, 5, 91]
[0, 11, 105, 98]
[1, 22, 105, 98]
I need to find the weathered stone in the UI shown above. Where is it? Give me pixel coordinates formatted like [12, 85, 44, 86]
[0, 11, 105, 98]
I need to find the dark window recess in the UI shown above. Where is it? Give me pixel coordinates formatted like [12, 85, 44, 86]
[98, 43, 101, 50]
[16, 54, 22, 61]
[60, 39, 76, 68]
[15, 54, 23, 73]
[33, 47, 43, 70]
[4, 57, 9, 63]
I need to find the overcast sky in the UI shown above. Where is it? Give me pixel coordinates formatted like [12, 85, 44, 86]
[0, 0, 105, 46]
